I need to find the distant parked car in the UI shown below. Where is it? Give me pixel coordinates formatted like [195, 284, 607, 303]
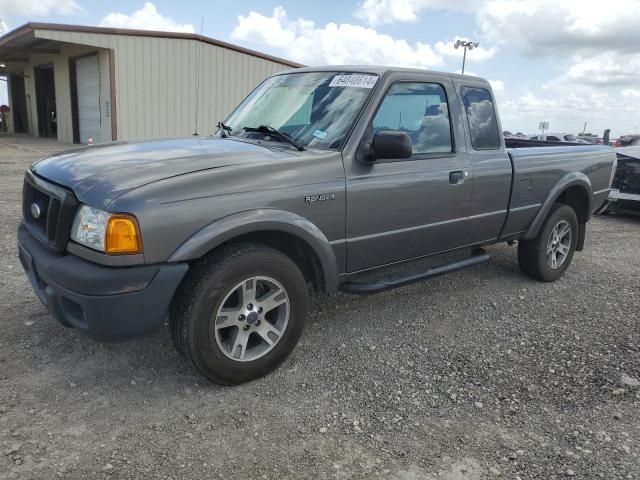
[577, 135, 602, 144]
[529, 133, 587, 143]
[614, 135, 640, 147]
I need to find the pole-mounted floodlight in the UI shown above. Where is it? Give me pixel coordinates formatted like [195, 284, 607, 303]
[454, 40, 479, 75]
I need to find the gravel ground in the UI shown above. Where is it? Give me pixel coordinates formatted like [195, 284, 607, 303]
[1, 137, 639, 480]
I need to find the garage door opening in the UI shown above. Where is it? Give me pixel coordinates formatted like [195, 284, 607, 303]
[70, 54, 101, 144]
[9, 73, 28, 133]
[34, 64, 56, 138]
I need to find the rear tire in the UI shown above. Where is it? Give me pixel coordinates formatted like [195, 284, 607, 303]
[518, 203, 579, 282]
[170, 243, 308, 385]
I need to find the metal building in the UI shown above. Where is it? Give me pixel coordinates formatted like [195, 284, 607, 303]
[0, 23, 301, 144]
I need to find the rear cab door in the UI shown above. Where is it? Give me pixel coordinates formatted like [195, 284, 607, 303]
[451, 77, 512, 245]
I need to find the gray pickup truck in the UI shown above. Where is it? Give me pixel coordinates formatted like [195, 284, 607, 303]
[18, 66, 616, 384]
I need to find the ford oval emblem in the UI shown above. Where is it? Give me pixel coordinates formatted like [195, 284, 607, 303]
[30, 203, 42, 219]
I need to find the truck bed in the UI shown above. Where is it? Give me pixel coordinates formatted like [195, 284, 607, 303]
[500, 144, 615, 238]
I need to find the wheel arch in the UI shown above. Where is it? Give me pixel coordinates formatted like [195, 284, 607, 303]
[523, 172, 592, 250]
[168, 209, 339, 293]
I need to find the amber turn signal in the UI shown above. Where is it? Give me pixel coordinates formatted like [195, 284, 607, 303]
[105, 215, 142, 254]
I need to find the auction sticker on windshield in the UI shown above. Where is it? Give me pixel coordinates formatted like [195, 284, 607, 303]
[329, 74, 378, 88]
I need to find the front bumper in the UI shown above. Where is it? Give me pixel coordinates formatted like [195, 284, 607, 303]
[17, 223, 188, 341]
[604, 189, 640, 213]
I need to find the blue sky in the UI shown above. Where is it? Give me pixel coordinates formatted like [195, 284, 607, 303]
[2, 0, 640, 137]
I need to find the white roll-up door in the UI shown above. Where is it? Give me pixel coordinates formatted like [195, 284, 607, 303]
[76, 55, 101, 144]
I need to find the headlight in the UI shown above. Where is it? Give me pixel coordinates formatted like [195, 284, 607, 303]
[71, 205, 142, 255]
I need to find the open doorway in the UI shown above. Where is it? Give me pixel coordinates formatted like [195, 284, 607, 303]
[34, 64, 57, 138]
[9, 73, 28, 133]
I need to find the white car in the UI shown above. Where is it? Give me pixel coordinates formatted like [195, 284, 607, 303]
[529, 133, 589, 143]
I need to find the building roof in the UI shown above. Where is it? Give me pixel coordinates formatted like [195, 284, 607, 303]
[0, 22, 304, 68]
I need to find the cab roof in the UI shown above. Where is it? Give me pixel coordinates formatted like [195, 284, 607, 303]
[278, 65, 489, 84]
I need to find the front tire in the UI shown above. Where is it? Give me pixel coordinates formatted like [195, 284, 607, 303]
[518, 203, 579, 282]
[171, 244, 308, 385]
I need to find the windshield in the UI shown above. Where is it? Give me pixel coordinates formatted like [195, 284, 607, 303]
[223, 72, 379, 150]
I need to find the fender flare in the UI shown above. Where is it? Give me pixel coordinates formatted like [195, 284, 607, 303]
[523, 172, 592, 240]
[168, 209, 339, 292]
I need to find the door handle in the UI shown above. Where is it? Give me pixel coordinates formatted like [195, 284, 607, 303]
[449, 170, 467, 185]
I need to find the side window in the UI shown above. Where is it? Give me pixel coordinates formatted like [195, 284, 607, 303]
[372, 82, 452, 155]
[461, 87, 501, 150]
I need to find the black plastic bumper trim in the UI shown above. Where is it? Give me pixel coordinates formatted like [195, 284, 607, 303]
[18, 223, 189, 341]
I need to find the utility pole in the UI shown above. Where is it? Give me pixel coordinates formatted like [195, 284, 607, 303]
[454, 39, 479, 75]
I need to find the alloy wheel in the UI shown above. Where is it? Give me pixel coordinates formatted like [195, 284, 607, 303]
[213, 276, 290, 362]
[546, 220, 572, 269]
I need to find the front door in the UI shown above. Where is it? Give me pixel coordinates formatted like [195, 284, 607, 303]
[346, 79, 474, 272]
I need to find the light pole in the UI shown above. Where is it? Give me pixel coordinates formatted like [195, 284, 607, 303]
[454, 39, 479, 75]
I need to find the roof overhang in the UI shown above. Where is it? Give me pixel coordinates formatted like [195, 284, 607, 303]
[0, 22, 303, 76]
[0, 24, 65, 74]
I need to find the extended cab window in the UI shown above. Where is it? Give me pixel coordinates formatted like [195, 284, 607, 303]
[373, 82, 452, 155]
[461, 87, 501, 150]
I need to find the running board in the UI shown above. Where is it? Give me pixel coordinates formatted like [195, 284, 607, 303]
[340, 249, 490, 294]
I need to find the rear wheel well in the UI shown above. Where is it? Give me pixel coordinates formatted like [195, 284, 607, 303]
[555, 186, 590, 223]
[554, 185, 590, 251]
[206, 231, 325, 293]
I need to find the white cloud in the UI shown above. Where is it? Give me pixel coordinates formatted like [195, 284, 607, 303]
[231, 7, 294, 48]
[356, 0, 640, 55]
[355, 0, 481, 26]
[478, 0, 640, 56]
[0, 0, 83, 16]
[231, 7, 442, 68]
[99, 2, 195, 33]
[435, 38, 496, 62]
[622, 89, 640, 98]
[489, 80, 504, 96]
[560, 52, 640, 87]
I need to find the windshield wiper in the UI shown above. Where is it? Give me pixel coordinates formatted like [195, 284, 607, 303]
[217, 121, 232, 138]
[242, 125, 305, 151]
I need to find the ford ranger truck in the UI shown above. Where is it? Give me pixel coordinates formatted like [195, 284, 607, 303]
[18, 66, 616, 385]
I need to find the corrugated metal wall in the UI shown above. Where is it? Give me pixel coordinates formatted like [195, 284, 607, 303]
[35, 29, 293, 141]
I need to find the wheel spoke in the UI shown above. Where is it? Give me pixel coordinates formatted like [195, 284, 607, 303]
[550, 251, 557, 268]
[255, 322, 281, 346]
[258, 288, 287, 314]
[231, 329, 250, 359]
[215, 315, 234, 329]
[558, 243, 570, 256]
[216, 305, 245, 329]
[557, 223, 570, 239]
[240, 278, 256, 305]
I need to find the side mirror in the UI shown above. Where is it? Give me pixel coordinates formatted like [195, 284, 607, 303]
[371, 130, 412, 161]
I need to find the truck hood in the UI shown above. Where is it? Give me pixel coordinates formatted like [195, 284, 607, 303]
[32, 137, 294, 208]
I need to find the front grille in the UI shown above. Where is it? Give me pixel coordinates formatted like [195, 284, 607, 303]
[22, 171, 78, 252]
